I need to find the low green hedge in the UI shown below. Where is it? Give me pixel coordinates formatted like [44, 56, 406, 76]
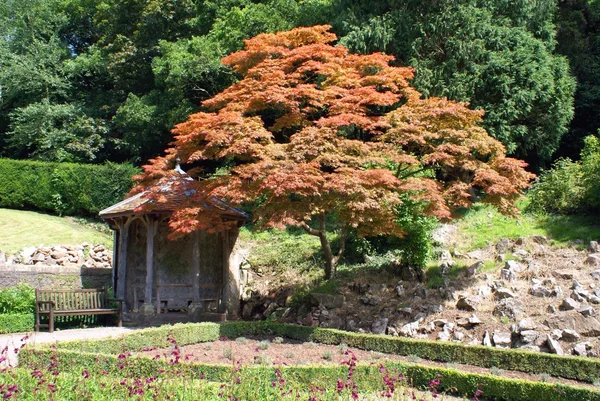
[0, 313, 34, 333]
[19, 347, 600, 401]
[50, 321, 600, 384]
[0, 158, 139, 216]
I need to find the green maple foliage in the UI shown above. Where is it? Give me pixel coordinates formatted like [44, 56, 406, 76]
[135, 26, 534, 278]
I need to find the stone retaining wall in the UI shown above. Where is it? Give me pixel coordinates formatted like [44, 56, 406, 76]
[0, 264, 113, 290]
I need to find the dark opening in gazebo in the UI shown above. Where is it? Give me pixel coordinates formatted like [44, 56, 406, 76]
[99, 167, 247, 322]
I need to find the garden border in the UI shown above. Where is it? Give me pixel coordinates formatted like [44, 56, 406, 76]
[49, 321, 600, 384]
[20, 346, 600, 401]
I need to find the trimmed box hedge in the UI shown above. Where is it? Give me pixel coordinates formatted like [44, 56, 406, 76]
[0, 158, 139, 216]
[51, 321, 600, 384]
[0, 313, 34, 333]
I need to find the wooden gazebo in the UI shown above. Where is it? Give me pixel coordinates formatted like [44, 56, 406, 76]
[99, 168, 247, 320]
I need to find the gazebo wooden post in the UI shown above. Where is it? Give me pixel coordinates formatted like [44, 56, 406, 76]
[140, 215, 160, 316]
[115, 216, 133, 307]
[220, 231, 230, 314]
[188, 231, 203, 316]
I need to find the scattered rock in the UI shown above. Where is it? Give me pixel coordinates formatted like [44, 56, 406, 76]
[399, 319, 422, 337]
[453, 330, 465, 341]
[456, 296, 480, 312]
[552, 286, 563, 298]
[395, 285, 405, 297]
[589, 241, 599, 253]
[483, 331, 492, 347]
[546, 335, 564, 355]
[513, 248, 528, 258]
[530, 284, 551, 297]
[371, 318, 388, 335]
[467, 261, 483, 277]
[263, 302, 279, 318]
[505, 260, 525, 273]
[468, 314, 482, 325]
[519, 330, 538, 344]
[500, 268, 517, 282]
[493, 298, 525, 321]
[517, 318, 537, 332]
[437, 330, 451, 341]
[585, 254, 600, 266]
[547, 305, 557, 313]
[477, 285, 492, 298]
[552, 269, 578, 280]
[310, 293, 345, 309]
[560, 298, 580, 311]
[495, 288, 517, 299]
[579, 306, 595, 317]
[493, 331, 512, 348]
[359, 295, 381, 306]
[496, 238, 513, 254]
[574, 343, 588, 356]
[532, 236, 548, 245]
[561, 329, 581, 342]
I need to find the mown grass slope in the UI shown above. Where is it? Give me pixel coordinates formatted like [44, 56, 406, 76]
[0, 208, 112, 254]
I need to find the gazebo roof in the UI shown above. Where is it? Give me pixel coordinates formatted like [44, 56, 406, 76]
[99, 167, 247, 221]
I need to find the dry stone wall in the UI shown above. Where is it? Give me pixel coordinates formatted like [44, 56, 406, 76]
[0, 244, 112, 268]
[0, 264, 112, 290]
[0, 243, 113, 290]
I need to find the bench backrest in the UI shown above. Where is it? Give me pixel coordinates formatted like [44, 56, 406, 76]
[36, 289, 109, 311]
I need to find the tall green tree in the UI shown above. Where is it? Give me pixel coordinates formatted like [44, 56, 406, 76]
[334, 0, 576, 168]
[554, 0, 600, 159]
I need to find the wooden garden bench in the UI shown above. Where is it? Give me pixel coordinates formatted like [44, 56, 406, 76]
[35, 288, 123, 333]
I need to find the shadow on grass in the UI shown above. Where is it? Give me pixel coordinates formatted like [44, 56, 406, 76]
[534, 214, 600, 245]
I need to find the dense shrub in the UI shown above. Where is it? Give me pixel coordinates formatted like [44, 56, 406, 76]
[0, 159, 139, 216]
[528, 135, 600, 215]
[346, 195, 437, 271]
[0, 313, 34, 333]
[0, 284, 35, 314]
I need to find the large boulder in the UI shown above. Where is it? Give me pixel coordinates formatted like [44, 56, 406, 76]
[545, 312, 600, 337]
[371, 318, 388, 335]
[493, 298, 525, 321]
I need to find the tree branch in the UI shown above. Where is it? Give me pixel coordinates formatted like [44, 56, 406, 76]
[299, 221, 320, 236]
[398, 167, 432, 180]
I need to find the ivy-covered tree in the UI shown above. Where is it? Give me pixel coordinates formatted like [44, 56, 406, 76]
[135, 26, 534, 278]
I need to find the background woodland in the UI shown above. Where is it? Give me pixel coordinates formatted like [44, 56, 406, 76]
[1, 0, 598, 171]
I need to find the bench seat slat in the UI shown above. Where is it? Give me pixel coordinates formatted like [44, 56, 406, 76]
[38, 309, 120, 315]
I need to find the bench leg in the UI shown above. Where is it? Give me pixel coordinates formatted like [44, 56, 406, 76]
[35, 312, 40, 332]
[49, 310, 54, 333]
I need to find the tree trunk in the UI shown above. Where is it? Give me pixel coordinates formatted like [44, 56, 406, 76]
[300, 214, 347, 279]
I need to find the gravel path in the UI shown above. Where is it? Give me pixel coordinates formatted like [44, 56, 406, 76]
[0, 327, 135, 367]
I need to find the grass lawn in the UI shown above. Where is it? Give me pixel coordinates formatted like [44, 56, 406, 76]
[0, 208, 112, 254]
[455, 202, 600, 251]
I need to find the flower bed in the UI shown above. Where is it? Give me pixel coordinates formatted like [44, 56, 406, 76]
[13, 322, 600, 401]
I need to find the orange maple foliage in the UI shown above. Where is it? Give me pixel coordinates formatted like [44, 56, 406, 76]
[134, 25, 534, 278]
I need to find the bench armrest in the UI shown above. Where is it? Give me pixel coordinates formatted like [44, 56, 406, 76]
[107, 298, 124, 303]
[37, 300, 55, 306]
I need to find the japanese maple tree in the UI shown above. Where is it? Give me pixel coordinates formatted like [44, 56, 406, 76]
[134, 25, 534, 279]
